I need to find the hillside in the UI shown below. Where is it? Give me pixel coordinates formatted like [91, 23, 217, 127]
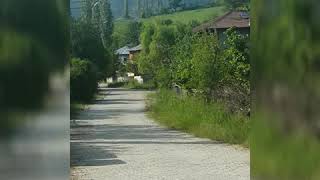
[141, 6, 226, 24]
[113, 6, 226, 48]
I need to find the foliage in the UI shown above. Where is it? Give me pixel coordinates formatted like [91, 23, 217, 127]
[126, 61, 139, 75]
[138, 21, 179, 88]
[138, 21, 250, 113]
[82, 0, 114, 48]
[0, 0, 68, 133]
[78, 0, 114, 79]
[113, 20, 141, 48]
[149, 90, 250, 145]
[96, 0, 113, 48]
[252, 0, 320, 179]
[71, 19, 108, 78]
[70, 58, 98, 102]
[222, 28, 250, 89]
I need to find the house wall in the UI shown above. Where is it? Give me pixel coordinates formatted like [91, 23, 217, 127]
[129, 51, 141, 61]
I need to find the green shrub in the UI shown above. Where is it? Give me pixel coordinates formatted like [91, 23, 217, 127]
[70, 58, 98, 102]
[0, 0, 68, 135]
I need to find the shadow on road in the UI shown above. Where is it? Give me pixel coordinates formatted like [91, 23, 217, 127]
[74, 109, 145, 120]
[71, 142, 126, 166]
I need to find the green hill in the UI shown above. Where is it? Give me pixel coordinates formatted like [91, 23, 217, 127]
[113, 6, 227, 48]
[142, 6, 226, 24]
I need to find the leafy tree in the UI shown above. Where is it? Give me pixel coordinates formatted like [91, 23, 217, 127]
[99, 0, 114, 48]
[71, 19, 109, 79]
[172, 35, 194, 89]
[189, 34, 223, 93]
[82, 0, 94, 21]
[222, 28, 250, 89]
[138, 21, 177, 88]
[82, 0, 113, 49]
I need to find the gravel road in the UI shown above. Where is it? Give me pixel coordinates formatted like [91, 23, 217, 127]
[71, 87, 250, 180]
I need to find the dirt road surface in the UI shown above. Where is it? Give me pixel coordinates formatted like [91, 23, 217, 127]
[71, 88, 249, 180]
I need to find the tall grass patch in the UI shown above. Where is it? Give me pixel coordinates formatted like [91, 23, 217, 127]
[148, 90, 249, 145]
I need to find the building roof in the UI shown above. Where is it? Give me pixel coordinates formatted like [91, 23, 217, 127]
[129, 44, 142, 52]
[116, 46, 130, 55]
[193, 11, 250, 32]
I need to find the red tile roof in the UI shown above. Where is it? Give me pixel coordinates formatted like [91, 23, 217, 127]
[193, 11, 250, 32]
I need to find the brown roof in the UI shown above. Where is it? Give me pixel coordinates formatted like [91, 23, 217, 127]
[193, 11, 250, 32]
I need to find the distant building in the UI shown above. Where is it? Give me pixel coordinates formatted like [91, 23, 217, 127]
[115, 46, 130, 64]
[193, 11, 250, 41]
[128, 44, 142, 61]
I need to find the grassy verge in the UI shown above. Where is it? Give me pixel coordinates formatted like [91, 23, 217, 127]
[147, 89, 250, 145]
[124, 80, 155, 90]
[107, 80, 155, 90]
[251, 113, 320, 180]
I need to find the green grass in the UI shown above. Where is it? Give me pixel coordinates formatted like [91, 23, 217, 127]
[113, 18, 133, 42]
[251, 113, 320, 180]
[148, 90, 249, 145]
[142, 6, 226, 25]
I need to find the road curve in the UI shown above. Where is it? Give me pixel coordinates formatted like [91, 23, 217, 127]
[71, 88, 250, 180]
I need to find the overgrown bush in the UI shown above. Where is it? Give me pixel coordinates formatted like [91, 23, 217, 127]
[137, 20, 250, 114]
[71, 17, 115, 81]
[70, 58, 98, 102]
